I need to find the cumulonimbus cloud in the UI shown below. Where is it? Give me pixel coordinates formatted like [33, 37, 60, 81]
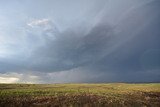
[0, 0, 160, 83]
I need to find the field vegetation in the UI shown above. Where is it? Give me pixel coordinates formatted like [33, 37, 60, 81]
[0, 83, 160, 107]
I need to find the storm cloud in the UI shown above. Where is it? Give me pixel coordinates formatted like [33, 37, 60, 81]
[0, 0, 160, 83]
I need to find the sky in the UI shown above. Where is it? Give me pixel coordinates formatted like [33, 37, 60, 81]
[0, 0, 160, 83]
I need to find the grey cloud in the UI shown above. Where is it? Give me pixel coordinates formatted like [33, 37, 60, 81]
[0, 0, 160, 83]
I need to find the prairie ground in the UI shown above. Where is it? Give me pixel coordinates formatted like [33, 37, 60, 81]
[0, 83, 160, 107]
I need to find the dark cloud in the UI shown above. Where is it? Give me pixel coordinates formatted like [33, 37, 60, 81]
[0, 0, 160, 83]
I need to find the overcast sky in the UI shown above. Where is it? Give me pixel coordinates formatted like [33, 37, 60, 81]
[0, 0, 160, 83]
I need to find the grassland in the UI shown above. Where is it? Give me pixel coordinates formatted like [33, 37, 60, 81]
[0, 83, 160, 107]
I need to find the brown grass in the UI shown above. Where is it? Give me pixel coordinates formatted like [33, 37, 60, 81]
[0, 83, 160, 107]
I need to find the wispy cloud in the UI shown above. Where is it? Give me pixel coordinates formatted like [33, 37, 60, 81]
[27, 19, 50, 27]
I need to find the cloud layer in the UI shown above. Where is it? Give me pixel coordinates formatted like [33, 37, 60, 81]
[0, 0, 160, 83]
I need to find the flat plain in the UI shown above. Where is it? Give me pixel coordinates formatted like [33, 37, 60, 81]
[0, 83, 160, 107]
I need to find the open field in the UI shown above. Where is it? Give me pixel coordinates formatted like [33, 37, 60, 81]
[0, 83, 160, 107]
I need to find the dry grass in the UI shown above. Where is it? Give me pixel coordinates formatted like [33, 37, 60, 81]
[0, 83, 160, 107]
